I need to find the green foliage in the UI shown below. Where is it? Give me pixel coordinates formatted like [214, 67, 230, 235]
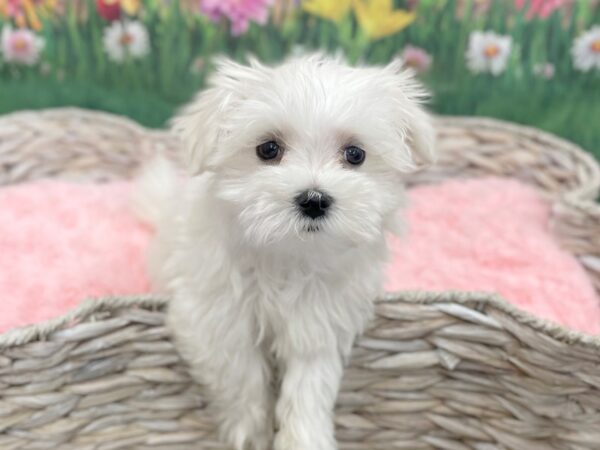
[0, 0, 598, 157]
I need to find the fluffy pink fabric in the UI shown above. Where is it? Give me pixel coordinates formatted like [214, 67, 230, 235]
[0, 181, 151, 332]
[0, 177, 598, 334]
[385, 178, 600, 334]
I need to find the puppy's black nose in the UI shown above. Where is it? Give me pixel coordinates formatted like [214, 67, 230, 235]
[295, 190, 333, 219]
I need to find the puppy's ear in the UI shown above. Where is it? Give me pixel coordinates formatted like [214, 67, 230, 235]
[386, 60, 437, 170]
[171, 57, 266, 174]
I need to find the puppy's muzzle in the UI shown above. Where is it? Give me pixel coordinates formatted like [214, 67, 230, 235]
[295, 190, 333, 219]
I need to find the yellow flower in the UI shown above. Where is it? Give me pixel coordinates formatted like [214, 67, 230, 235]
[21, 0, 42, 31]
[120, 0, 140, 15]
[353, 0, 415, 41]
[303, 0, 352, 23]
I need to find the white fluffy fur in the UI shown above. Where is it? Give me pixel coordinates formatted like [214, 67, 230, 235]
[136, 54, 436, 450]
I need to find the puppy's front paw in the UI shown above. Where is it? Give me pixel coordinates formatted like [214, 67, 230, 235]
[221, 423, 272, 450]
[219, 406, 273, 450]
[273, 428, 336, 450]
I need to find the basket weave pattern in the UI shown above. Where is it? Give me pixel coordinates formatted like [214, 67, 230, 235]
[0, 109, 599, 450]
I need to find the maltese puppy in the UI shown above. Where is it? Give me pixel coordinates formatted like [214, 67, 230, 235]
[135, 54, 435, 450]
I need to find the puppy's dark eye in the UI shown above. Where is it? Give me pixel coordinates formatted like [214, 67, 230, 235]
[343, 146, 366, 166]
[256, 140, 281, 161]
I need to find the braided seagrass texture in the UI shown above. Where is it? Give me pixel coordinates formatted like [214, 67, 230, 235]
[0, 108, 599, 450]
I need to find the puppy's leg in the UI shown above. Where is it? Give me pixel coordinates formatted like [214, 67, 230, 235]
[169, 299, 273, 450]
[210, 346, 273, 450]
[274, 332, 353, 450]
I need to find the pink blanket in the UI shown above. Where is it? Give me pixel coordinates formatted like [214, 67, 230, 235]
[0, 178, 598, 334]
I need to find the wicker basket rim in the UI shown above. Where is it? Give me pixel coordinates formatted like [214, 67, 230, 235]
[2, 290, 599, 351]
[0, 106, 152, 131]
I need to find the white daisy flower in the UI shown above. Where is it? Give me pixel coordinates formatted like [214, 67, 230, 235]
[465, 30, 512, 76]
[103, 20, 150, 63]
[1, 25, 45, 66]
[571, 25, 600, 72]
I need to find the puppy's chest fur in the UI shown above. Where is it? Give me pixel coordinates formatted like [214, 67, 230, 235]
[164, 183, 388, 355]
[241, 248, 384, 352]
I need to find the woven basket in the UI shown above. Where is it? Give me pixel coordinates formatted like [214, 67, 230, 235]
[1, 108, 599, 450]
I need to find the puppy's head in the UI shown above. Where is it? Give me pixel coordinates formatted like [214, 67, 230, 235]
[173, 54, 436, 249]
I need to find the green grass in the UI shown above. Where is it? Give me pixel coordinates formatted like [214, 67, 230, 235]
[0, 79, 184, 128]
[429, 78, 600, 157]
[1, 76, 597, 158]
[0, 0, 598, 157]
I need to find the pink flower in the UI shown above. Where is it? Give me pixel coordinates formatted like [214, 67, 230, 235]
[400, 45, 432, 73]
[199, 0, 273, 36]
[514, 0, 565, 20]
[1, 25, 45, 66]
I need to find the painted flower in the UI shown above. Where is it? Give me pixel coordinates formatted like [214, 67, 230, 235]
[400, 45, 432, 74]
[96, 0, 140, 21]
[302, 0, 352, 23]
[0, 25, 44, 65]
[465, 31, 512, 75]
[571, 25, 600, 72]
[0, 0, 58, 30]
[514, 0, 565, 20]
[533, 62, 555, 79]
[199, 0, 273, 36]
[96, 0, 120, 20]
[119, 0, 139, 14]
[354, 0, 415, 41]
[102, 20, 149, 63]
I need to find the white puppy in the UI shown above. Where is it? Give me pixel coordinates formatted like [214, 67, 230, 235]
[135, 54, 435, 450]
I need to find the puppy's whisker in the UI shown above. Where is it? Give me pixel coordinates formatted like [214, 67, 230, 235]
[293, 219, 307, 242]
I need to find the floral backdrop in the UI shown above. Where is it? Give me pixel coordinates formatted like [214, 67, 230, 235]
[0, 0, 598, 158]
